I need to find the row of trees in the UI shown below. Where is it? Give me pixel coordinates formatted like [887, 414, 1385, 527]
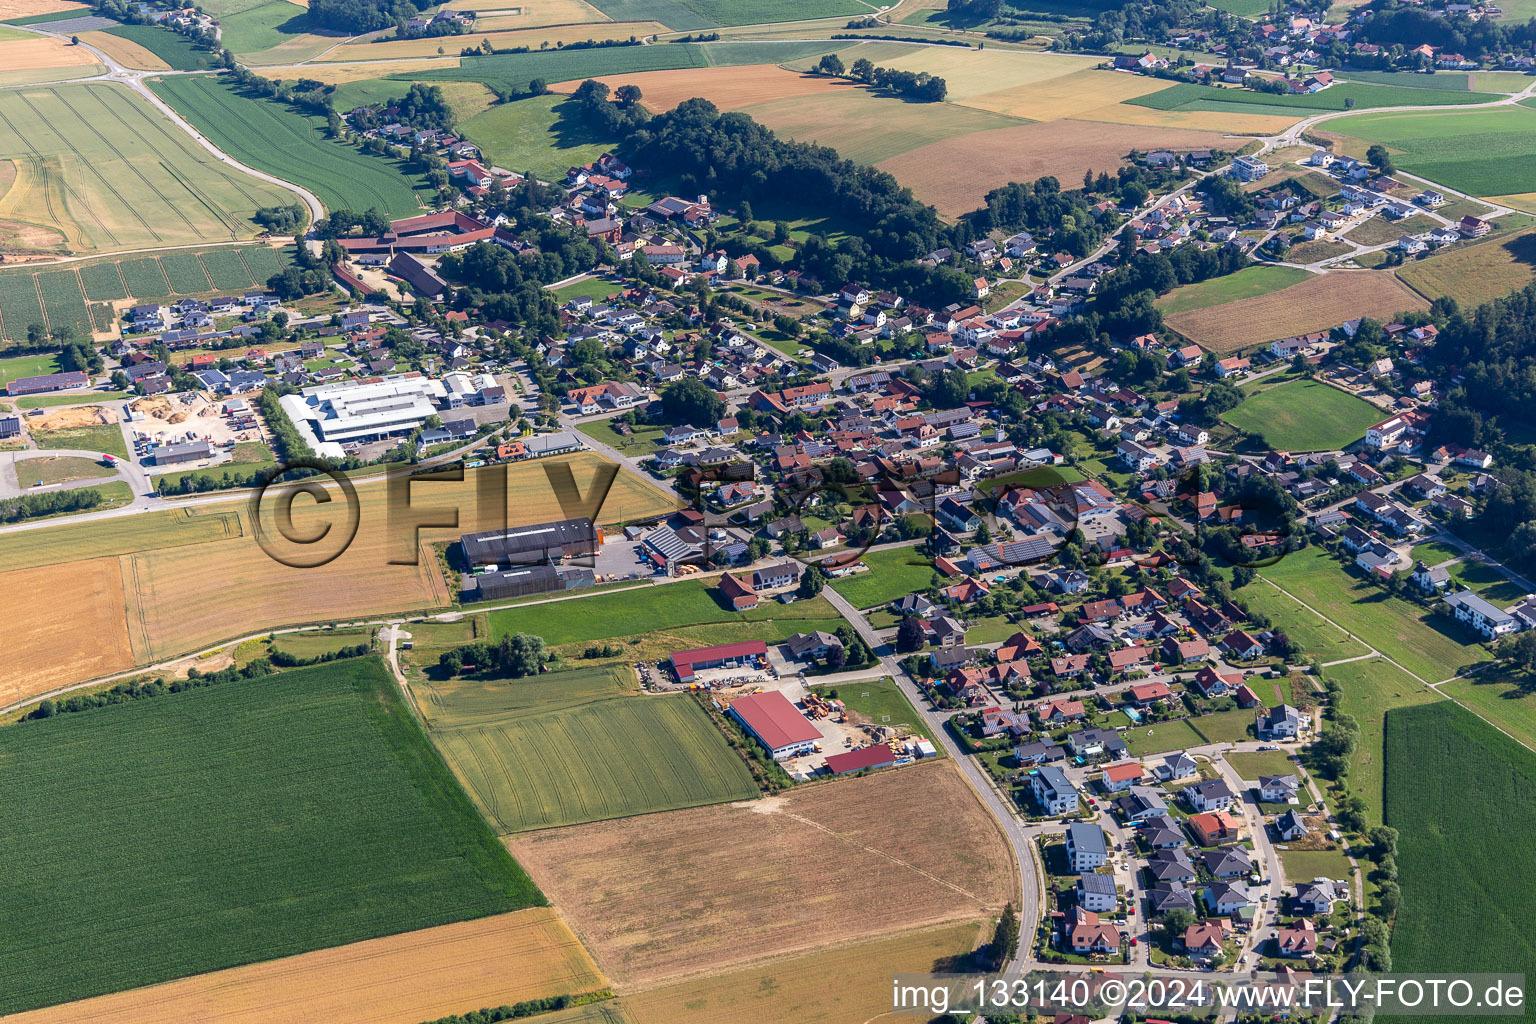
[438, 633, 549, 678]
[813, 53, 948, 102]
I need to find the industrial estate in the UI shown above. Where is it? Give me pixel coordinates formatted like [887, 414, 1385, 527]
[1, 0, 1534, 1021]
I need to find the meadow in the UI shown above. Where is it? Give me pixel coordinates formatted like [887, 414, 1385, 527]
[1123, 715, 1208, 756]
[1164, 270, 1426, 352]
[827, 544, 939, 609]
[217, 0, 327, 59]
[0, 658, 542, 1015]
[1439, 670, 1536, 752]
[587, 0, 866, 27]
[1330, 106, 1536, 198]
[428, 677, 759, 832]
[1322, 657, 1442, 819]
[1155, 265, 1312, 315]
[1222, 379, 1383, 451]
[1239, 578, 1371, 663]
[1225, 749, 1298, 779]
[400, 39, 849, 89]
[1383, 701, 1536, 1018]
[1132, 81, 1499, 114]
[0, 83, 296, 255]
[148, 75, 426, 218]
[508, 761, 1013, 987]
[5, 909, 607, 1024]
[1397, 227, 1536, 306]
[1260, 547, 1485, 683]
[488, 576, 838, 646]
[461, 94, 620, 182]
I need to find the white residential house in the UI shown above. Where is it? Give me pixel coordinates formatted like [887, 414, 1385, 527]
[1446, 589, 1520, 639]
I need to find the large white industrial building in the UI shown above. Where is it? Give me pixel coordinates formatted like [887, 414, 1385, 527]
[280, 374, 448, 459]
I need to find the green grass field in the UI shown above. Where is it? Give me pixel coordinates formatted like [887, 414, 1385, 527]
[1238, 579, 1372, 663]
[1259, 548, 1485, 683]
[1339, 70, 1473, 91]
[216, 0, 313, 55]
[827, 545, 937, 610]
[488, 578, 845, 646]
[1383, 702, 1536, 1022]
[1191, 707, 1257, 744]
[810, 677, 936, 743]
[1222, 379, 1383, 451]
[582, 0, 718, 30]
[419, 664, 758, 832]
[1123, 716, 1207, 755]
[31, 422, 128, 459]
[149, 75, 425, 218]
[405, 39, 850, 89]
[0, 83, 296, 257]
[100, 24, 218, 69]
[1204, 0, 1273, 14]
[1331, 106, 1536, 198]
[13, 454, 115, 488]
[461, 94, 619, 182]
[0, 352, 60, 387]
[1440, 669, 1536, 753]
[1278, 848, 1351, 887]
[0, 658, 540, 1015]
[1132, 81, 1500, 115]
[1226, 749, 1298, 779]
[1323, 657, 1442, 819]
[1155, 265, 1311, 315]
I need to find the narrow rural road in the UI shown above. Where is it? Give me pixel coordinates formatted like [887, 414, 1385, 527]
[820, 585, 1044, 974]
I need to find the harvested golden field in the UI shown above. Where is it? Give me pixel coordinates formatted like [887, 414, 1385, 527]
[257, 58, 459, 84]
[552, 63, 859, 113]
[508, 760, 1017, 988]
[456, 0, 610, 24]
[1486, 192, 1536, 215]
[1166, 270, 1429, 353]
[1077, 101, 1300, 134]
[791, 44, 1093, 99]
[125, 454, 677, 661]
[0, 454, 677, 692]
[879, 119, 1233, 219]
[620, 920, 987, 1024]
[1397, 228, 1536, 307]
[330, 22, 663, 60]
[0, 34, 103, 70]
[957, 67, 1169, 120]
[3, 909, 607, 1024]
[75, 30, 169, 71]
[0, 558, 133, 707]
[0, 0, 86, 15]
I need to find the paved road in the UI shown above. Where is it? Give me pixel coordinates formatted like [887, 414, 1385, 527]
[821, 584, 1043, 974]
[0, 447, 152, 501]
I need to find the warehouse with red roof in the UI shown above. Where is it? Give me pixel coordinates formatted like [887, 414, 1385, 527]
[728, 689, 819, 760]
[825, 743, 898, 775]
[669, 639, 768, 683]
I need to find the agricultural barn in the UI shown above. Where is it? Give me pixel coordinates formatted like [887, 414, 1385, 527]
[672, 640, 769, 684]
[461, 563, 595, 602]
[727, 687, 818, 759]
[152, 440, 213, 465]
[825, 743, 898, 775]
[6, 370, 88, 396]
[459, 517, 602, 568]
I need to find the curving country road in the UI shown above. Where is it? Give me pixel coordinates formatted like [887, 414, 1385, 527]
[9, 24, 326, 225]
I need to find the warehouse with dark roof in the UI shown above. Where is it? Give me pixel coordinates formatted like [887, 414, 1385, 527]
[459, 517, 602, 567]
[461, 564, 595, 602]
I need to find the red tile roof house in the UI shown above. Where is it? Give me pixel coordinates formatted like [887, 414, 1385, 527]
[718, 572, 758, 611]
[1181, 920, 1229, 960]
[1036, 698, 1086, 724]
[1100, 760, 1145, 792]
[1162, 636, 1211, 664]
[1221, 629, 1265, 659]
[1063, 907, 1121, 954]
[1107, 644, 1152, 674]
[1128, 680, 1173, 705]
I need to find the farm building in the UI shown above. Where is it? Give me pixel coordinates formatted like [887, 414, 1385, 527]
[0, 415, 20, 439]
[388, 252, 447, 297]
[151, 440, 214, 466]
[460, 564, 595, 602]
[6, 370, 88, 396]
[672, 639, 769, 685]
[459, 517, 602, 568]
[825, 743, 898, 775]
[726, 687, 817, 759]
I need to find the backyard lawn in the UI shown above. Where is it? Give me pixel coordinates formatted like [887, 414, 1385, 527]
[1225, 749, 1298, 779]
[1124, 717, 1207, 756]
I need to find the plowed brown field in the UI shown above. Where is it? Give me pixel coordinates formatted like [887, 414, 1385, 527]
[508, 760, 1017, 988]
[1165, 270, 1428, 352]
